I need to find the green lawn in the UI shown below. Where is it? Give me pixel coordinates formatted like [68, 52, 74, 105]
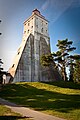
[0, 104, 31, 120]
[0, 81, 80, 120]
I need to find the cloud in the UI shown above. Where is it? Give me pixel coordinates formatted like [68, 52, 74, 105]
[41, 0, 73, 11]
[41, 0, 77, 23]
[41, 0, 50, 11]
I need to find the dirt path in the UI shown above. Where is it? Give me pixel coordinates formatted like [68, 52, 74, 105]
[0, 98, 65, 120]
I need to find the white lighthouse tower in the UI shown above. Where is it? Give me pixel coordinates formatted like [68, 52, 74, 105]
[8, 9, 61, 82]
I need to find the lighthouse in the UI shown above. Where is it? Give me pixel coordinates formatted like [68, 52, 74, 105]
[8, 9, 61, 82]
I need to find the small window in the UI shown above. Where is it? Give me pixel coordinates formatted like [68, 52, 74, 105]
[28, 23, 30, 26]
[41, 28, 43, 33]
[31, 26, 33, 28]
[12, 64, 15, 68]
[24, 31, 26, 34]
[46, 30, 47, 33]
[42, 21, 43, 26]
[28, 30, 29, 33]
[24, 23, 26, 25]
[17, 52, 20, 55]
[36, 25, 38, 28]
[28, 21, 30, 26]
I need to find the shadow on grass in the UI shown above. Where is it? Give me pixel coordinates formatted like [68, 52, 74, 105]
[0, 116, 31, 120]
[0, 83, 80, 113]
[43, 81, 80, 89]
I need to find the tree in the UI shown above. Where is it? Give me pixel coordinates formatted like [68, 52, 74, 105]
[0, 20, 3, 72]
[73, 59, 80, 82]
[0, 59, 3, 70]
[53, 39, 76, 81]
[40, 54, 54, 67]
[69, 55, 80, 82]
[69, 60, 74, 82]
[0, 20, 2, 35]
[41, 38, 76, 81]
[0, 20, 3, 84]
[0, 59, 3, 84]
[71, 55, 80, 83]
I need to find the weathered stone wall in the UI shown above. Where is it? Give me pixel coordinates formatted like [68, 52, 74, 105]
[39, 37, 61, 82]
[13, 34, 61, 82]
[14, 35, 34, 82]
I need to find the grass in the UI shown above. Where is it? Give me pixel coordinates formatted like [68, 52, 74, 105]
[0, 104, 31, 120]
[0, 81, 80, 120]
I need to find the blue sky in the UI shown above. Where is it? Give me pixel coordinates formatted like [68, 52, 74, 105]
[0, 0, 80, 71]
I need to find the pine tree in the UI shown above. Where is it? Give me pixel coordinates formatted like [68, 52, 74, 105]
[69, 55, 80, 82]
[0, 20, 2, 35]
[73, 59, 80, 82]
[52, 39, 76, 81]
[0, 59, 3, 84]
[69, 60, 74, 82]
[41, 38, 76, 81]
[0, 20, 3, 84]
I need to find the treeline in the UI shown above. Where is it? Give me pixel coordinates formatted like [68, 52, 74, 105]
[0, 20, 3, 84]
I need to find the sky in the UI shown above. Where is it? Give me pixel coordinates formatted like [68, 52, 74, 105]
[0, 0, 80, 71]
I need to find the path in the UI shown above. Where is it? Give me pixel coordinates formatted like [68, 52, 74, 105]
[0, 98, 65, 120]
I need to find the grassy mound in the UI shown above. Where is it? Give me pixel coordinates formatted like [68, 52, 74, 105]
[0, 81, 80, 120]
